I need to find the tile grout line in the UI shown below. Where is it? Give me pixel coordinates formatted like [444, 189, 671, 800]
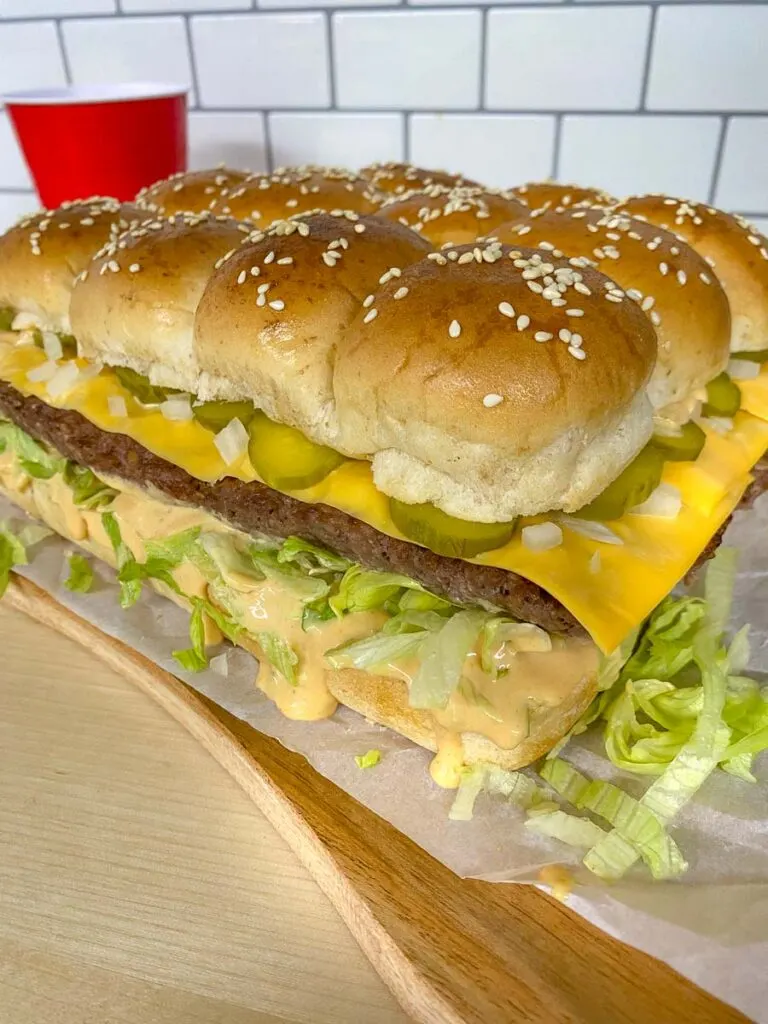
[326, 10, 338, 109]
[263, 112, 276, 173]
[183, 15, 202, 112]
[403, 111, 410, 164]
[477, 7, 488, 111]
[186, 106, 763, 118]
[639, 4, 658, 111]
[707, 116, 728, 206]
[550, 114, 563, 180]
[53, 18, 73, 86]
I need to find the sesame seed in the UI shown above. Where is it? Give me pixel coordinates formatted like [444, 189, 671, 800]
[593, 248, 606, 260]
[457, 252, 474, 265]
[498, 301, 515, 319]
[699, 272, 711, 284]
[534, 331, 552, 342]
[277, 256, 293, 265]
[449, 319, 461, 338]
[516, 225, 531, 236]
[569, 346, 586, 361]
[659, 262, 669, 276]
[108, 260, 120, 273]
[566, 308, 584, 317]
[128, 263, 140, 274]
[516, 315, 530, 331]
[256, 294, 266, 307]
[394, 286, 409, 300]
[263, 251, 275, 264]
[641, 295, 655, 311]
[650, 311, 661, 326]
[297, 222, 310, 237]
[527, 280, 543, 294]
[322, 252, 337, 267]
[558, 328, 571, 343]
[483, 393, 503, 408]
[605, 293, 623, 303]
[626, 288, 642, 301]
[363, 308, 378, 324]
[363, 294, 374, 308]
[570, 333, 583, 348]
[257, 282, 270, 293]
[574, 281, 591, 296]
[705, 256, 716, 267]
[237, 270, 247, 284]
[670, 246, 679, 255]
[676, 269, 687, 285]
[354, 223, 366, 233]
[250, 266, 260, 276]
[269, 300, 285, 310]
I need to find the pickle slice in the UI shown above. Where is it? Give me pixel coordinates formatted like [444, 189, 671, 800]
[0, 307, 15, 331]
[247, 410, 345, 490]
[114, 366, 180, 406]
[578, 445, 665, 521]
[651, 421, 706, 462]
[702, 372, 741, 417]
[389, 498, 516, 557]
[193, 400, 255, 432]
[731, 348, 768, 364]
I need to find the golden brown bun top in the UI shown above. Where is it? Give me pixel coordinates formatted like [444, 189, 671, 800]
[334, 241, 656, 457]
[614, 194, 768, 352]
[135, 167, 249, 215]
[375, 185, 527, 246]
[210, 165, 380, 227]
[70, 211, 252, 391]
[360, 161, 480, 196]
[511, 181, 616, 212]
[194, 211, 431, 434]
[0, 197, 144, 332]
[492, 206, 731, 417]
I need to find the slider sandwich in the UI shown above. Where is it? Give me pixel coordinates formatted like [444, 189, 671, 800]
[375, 185, 526, 246]
[359, 162, 480, 197]
[0, 204, 766, 791]
[510, 182, 617, 212]
[136, 167, 250, 215]
[211, 166, 380, 227]
[613, 195, 768, 423]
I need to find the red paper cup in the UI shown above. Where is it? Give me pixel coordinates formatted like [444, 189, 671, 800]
[3, 83, 188, 208]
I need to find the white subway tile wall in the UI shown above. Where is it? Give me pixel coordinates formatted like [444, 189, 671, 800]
[0, 2, 765, 235]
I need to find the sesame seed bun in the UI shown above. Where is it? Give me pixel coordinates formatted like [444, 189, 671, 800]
[0, 197, 144, 334]
[614, 195, 768, 354]
[360, 161, 480, 197]
[375, 185, 526, 246]
[136, 167, 249, 215]
[210, 166, 379, 227]
[194, 211, 431, 437]
[333, 242, 656, 522]
[511, 182, 616, 212]
[493, 206, 731, 421]
[70, 211, 252, 393]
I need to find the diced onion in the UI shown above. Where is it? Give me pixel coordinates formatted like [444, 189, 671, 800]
[214, 417, 249, 465]
[210, 652, 229, 676]
[727, 358, 760, 381]
[78, 359, 103, 381]
[522, 521, 562, 552]
[558, 516, 624, 545]
[160, 395, 193, 422]
[27, 359, 58, 383]
[630, 483, 682, 518]
[706, 416, 733, 436]
[46, 361, 81, 398]
[107, 395, 127, 418]
[652, 418, 683, 438]
[41, 331, 63, 361]
[11, 311, 43, 331]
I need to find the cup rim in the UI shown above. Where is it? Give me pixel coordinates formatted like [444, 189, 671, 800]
[2, 83, 189, 106]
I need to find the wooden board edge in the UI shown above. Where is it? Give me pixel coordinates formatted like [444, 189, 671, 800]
[4, 573, 462, 1024]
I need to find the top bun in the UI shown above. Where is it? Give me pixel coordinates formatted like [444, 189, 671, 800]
[614, 195, 768, 353]
[136, 167, 249, 215]
[360, 161, 479, 197]
[0, 197, 144, 333]
[211, 166, 379, 227]
[511, 182, 616, 212]
[492, 206, 731, 421]
[194, 211, 431, 437]
[70, 210, 251, 392]
[375, 185, 526, 246]
[332, 241, 656, 522]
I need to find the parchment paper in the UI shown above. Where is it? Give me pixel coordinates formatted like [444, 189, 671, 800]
[3, 490, 766, 1021]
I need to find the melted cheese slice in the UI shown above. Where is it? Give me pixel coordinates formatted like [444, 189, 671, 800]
[2, 337, 767, 654]
[737, 364, 768, 422]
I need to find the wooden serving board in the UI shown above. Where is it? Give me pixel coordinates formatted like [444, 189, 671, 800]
[6, 573, 746, 1024]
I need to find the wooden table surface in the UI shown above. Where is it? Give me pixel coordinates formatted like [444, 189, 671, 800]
[0, 603, 410, 1024]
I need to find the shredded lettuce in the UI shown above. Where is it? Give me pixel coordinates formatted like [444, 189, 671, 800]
[145, 526, 202, 566]
[173, 602, 207, 672]
[449, 765, 489, 821]
[278, 535, 351, 574]
[525, 810, 607, 848]
[256, 630, 299, 686]
[326, 630, 428, 670]
[0, 421, 65, 479]
[410, 610, 488, 709]
[101, 512, 142, 608]
[64, 553, 94, 593]
[62, 463, 117, 509]
[450, 763, 547, 821]
[355, 749, 381, 769]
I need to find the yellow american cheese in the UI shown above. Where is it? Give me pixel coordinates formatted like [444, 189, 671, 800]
[2, 339, 767, 653]
[737, 364, 768, 422]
